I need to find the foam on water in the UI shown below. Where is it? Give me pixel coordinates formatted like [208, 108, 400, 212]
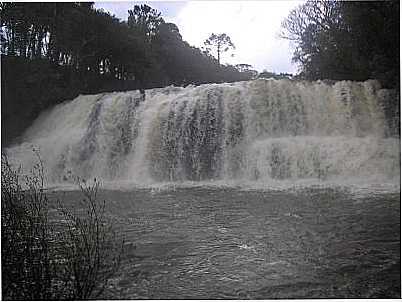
[5, 79, 400, 192]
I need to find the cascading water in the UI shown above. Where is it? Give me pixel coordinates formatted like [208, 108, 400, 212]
[6, 79, 400, 188]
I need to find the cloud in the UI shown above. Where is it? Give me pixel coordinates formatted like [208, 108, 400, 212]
[95, 1, 303, 73]
[174, 1, 302, 73]
[94, 1, 187, 21]
[94, 1, 132, 19]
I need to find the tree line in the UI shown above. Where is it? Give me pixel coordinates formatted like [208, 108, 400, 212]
[0, 2, 253, 89]
[2, 1, 398, 90]
[281, 0, 399, 89]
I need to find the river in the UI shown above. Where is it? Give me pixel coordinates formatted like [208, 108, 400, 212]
[7, 78, 400, 298]
[48, 185, 400, 299]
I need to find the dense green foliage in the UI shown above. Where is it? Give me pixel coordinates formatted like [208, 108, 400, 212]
[0, 2, 251, 87]
[281, 0, 399, 88]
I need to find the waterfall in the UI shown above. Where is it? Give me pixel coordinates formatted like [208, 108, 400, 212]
[6, 79, 400, 187]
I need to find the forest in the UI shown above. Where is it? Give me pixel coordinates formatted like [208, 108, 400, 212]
[1, 1, 400, 145]
[281, 0, 399, 88]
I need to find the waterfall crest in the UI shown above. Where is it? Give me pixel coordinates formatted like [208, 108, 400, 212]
[6, 79, 400, 187]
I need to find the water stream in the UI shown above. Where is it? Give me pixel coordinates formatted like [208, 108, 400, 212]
[6, 79, 400, 188]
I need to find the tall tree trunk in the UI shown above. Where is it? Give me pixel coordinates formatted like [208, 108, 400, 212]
[217, 43, 220, 65]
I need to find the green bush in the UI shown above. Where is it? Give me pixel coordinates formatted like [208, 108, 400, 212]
[1, 153, 123, 300]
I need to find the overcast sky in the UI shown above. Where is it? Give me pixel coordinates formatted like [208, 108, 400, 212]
[94, 1, 303, 73]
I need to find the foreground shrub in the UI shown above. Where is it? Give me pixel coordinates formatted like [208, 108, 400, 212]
[55, 180, 123, 299]
[1, 153, 53, 299]
[1, 153, 123, 300]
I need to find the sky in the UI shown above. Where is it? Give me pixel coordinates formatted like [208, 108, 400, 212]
[94, 1, 304, 73]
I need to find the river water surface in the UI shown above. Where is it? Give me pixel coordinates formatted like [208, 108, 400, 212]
[48, 185, 400, 299]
